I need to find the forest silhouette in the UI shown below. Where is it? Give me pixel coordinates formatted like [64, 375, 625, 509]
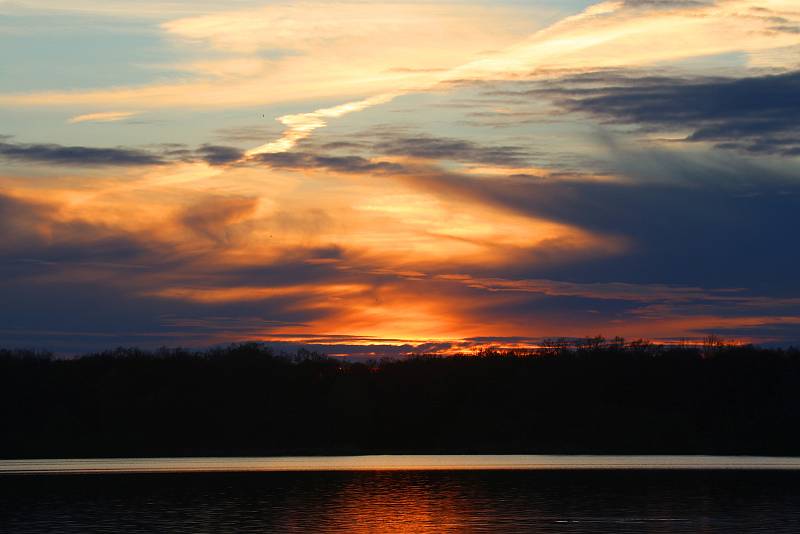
[3, 338, 800, 458]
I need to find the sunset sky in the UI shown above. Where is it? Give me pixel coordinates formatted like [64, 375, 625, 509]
[2, 0, 800, 355]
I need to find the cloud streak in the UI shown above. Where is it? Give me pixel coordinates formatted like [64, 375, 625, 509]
[67, 111, 139, 124]
[246, 93, 399, 156]
[0, 140, 164, 166]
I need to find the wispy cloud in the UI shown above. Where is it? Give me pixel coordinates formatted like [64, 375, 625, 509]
[246, 93, 399, 156]
[243, 0, 800, 154]
[67, 111, 139, 124]
[0, 2, 531, 110]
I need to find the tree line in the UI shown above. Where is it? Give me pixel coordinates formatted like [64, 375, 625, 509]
[2, 339, 800, 458]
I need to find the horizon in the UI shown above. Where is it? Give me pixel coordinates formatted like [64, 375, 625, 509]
[2, 0, 800, 356]
[1, 333, 783, 360]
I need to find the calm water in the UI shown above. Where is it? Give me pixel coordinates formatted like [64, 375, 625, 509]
[2, 456, 800, 533]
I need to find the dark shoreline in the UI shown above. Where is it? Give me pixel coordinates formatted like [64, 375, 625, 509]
[3, 342, 800, 459]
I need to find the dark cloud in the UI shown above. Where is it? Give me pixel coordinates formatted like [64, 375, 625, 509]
[0, 140, 165, 166]
[194, 144, 245, 165]
[552, 70, 800, 156]
[0, 131, 533, 173]
[154, 143, 244, 166]
[254, 151, 404, 174]
[373, 134, 531, 167]
[0, 138, 250, 168]
[281, 130, 536, 169]
[397, 145, 800, 292]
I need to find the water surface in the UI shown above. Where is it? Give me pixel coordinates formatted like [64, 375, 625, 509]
[2, 456, 800, 533]
[3, 454, 800, 474]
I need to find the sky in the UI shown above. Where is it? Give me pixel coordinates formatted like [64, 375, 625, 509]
[1, 0, 800, 355]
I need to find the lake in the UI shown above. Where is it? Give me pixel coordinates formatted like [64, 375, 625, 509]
[2, 456, 800, 532]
